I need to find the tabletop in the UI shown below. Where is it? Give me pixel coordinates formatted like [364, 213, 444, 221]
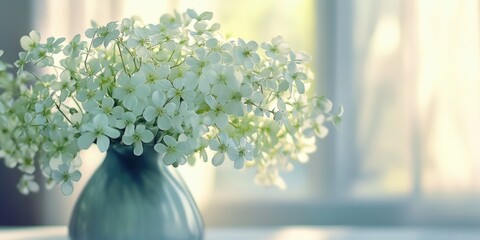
[1, 226, 480, 240]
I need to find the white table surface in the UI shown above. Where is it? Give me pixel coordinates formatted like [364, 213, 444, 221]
[1, 226, 480, 240]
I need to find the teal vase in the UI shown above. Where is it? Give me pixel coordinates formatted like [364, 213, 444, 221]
[68, 145, 204, 240]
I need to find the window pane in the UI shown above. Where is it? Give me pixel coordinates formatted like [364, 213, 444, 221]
[350, 0, 480, 199]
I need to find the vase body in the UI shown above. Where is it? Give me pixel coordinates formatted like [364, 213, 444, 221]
[68, 145, 204, 240]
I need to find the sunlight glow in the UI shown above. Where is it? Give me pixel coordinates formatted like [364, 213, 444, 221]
[271, 227, 338, 240]
[370, 15, 400, 58]
[417, 0, 480, 195]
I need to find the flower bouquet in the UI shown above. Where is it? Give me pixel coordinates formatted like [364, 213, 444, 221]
[0, 10, 340, 237]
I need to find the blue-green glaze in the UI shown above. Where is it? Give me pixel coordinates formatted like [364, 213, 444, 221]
[68, 145, 204, 240]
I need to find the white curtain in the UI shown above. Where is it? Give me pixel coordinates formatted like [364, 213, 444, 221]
[351, 0, 480, 198]
[415, 0, 480, 196]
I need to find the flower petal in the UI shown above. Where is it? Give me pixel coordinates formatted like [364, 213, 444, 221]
[143, 106, 157, 122]
[163, 153, 176, 165]
[122, 135, 135, 145]
[77, 132, 95, 149]
[51, 170, 64, 182]
[141, 130, 154, 143]
[61, 181, 74, 196]
[163, 135, 176, 146]
[234, 158, 245, 169]
[96, 135, 110, 152]
[212, 152, 225, 166]
[104, 127, 120, 139]
[157, 115, 171, 130]
[154, 143, 167, 153]
[70, 171, 82, 182]
[133, 141, 143, 156]
[152, 91, 166, 106]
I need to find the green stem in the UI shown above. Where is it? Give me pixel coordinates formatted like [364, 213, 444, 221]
[116, 41, 130, 76]
[168, 49, 175, 62]
[171, 58, 186, 69]
[54, 101, 73, 125]
[118, 40, 138, 71]
[72, 97, 84, 115]
[84, 32, 96, 74]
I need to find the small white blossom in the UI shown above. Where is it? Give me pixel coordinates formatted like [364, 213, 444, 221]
[52, 163, 82, 196]
[154, 135, 188, 166]
[77, 114, 120, 152]
[86, 21, 120, 47]
[122, 124, 154, 156]
[17, 175, 40, 195]
[116, 112, 137, 136]
[20, 31, 41, 51]
[228, 138, 253, 169]
[233, 39, 260, 69]
[261, 36, 289, 61]
[209, 133, 235, 166]
[113, 72, 150, 111]
[143, 91, 176, 130]
[63, 34, 86, 57]
[51, 71, 75, 102]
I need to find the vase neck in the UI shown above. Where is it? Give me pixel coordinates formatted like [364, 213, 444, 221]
[103, 144, 162, 173]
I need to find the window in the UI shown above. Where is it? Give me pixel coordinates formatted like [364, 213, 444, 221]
[2, 0, 479, 227]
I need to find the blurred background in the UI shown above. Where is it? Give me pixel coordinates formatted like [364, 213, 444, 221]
[1, 0, 480, 229]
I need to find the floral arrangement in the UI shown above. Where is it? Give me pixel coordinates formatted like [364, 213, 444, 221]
[0, 10, 341, 196]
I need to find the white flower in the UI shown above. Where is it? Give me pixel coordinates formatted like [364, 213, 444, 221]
[205, 95, 229, 129]
[116, 111, 137, 136]
[63, 34, 86, 57]
[113, 72, 150, 111]
[261, 36, 290, 61]
[228, 138, 254, 169]
[51, 71, 75, 102]
[170, 101, 191, 133]
[34, 98, 54, 125]
[154, 135, 187, 166]
[284, 58, 307, 94]
[185, 48, 220, 73]
[43, 130, 78, 162]
[76, 79, 105, 110]
[160, 12, 182, 29]
[18, 154, 35, 174]
[89, 97, 123, 126]
[209, 133, 235, 166]
[141, 63, 171, 91]
[43, 37, 65, 54]
[209, 65, 240, 93]
[216, 82, 253, 116]
[52, 163, 82, 196]
[126, 27, 153, 58]
[86, 21, 120, 47]
[17, 175, 40, 195]
[233, 39, 260, 69]
[122, 124, 154, 156]
[187, 9, 213, 21]
[77, 114, 120, 152]
[143, 91, 176, 130]
[167, 75, 196, 104]
[20, 31, 41, 51]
